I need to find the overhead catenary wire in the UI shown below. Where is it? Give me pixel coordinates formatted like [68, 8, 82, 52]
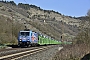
[23, 0, 32, 4]
[24, 0, 27, 4]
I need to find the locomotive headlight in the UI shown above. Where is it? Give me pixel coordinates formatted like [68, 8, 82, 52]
[27, 39, 29, 41]
[20, 40, 22, 41]
[20, 39, 22, 41]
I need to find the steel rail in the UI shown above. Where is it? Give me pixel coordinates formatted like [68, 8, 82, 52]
[0, 46, 52, 60]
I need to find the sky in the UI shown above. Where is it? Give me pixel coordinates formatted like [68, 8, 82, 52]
[6, 0, 90, 17]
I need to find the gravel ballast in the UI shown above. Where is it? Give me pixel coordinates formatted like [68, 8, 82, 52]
[19, 45, 62, 60]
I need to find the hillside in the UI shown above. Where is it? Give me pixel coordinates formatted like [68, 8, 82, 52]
[0, 1, 80, 44]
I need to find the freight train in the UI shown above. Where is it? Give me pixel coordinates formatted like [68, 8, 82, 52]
[17, 29, 62, 47]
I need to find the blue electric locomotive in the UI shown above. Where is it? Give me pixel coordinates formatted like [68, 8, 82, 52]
[18, 30, 38, 47]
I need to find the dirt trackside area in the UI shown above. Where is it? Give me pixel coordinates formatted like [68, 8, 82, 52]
[52, 44, 90, 60]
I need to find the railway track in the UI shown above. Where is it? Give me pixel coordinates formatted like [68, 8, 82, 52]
[0, 45, 54, 60]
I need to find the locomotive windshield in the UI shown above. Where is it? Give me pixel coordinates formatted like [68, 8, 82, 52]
[20, 32, 29, 36]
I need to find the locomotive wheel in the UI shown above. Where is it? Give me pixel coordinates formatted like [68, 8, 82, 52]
[27, 45, 31, 47]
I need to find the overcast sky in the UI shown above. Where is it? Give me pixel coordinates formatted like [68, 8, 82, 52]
[6, 0, 90, 17]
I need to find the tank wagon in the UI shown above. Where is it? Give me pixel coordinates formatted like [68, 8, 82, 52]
[18, 29, 62, 47]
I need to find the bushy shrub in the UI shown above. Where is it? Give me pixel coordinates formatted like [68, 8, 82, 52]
[0, 15, 24, 45]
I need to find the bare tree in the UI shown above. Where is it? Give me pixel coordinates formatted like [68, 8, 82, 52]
[75, 9, 90, 44]
[87, 9, 90, 16]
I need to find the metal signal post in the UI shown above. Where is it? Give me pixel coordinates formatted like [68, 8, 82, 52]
[61, 16, 64, 42]
[11, 13, 14, 41]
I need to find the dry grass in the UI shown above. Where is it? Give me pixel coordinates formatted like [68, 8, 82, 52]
[52, 44, 90, 60]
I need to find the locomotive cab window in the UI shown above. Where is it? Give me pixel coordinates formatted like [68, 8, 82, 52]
[20, 32, 30, 36]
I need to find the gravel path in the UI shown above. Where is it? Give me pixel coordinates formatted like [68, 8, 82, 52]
[19, 45, 62, 60]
